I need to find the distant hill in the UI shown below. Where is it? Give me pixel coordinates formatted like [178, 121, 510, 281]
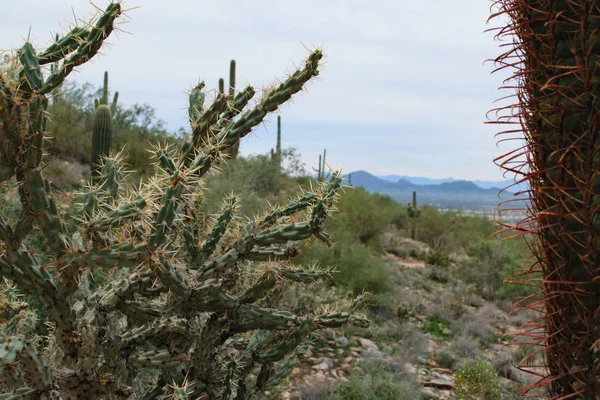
[377, 174, 529, 193]
[346, 170, 528, 209]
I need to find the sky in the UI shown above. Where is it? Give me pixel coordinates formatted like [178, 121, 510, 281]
[0, 0, 517, 181]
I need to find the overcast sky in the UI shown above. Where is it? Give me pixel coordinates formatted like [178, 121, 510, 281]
[1, 0, 515, 181]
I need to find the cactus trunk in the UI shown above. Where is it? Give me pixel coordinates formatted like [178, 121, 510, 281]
[492, 1, 600, 397]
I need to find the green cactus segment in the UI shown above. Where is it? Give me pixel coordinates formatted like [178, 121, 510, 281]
[41, 3, 122, 95]
[110, 91, 119, 114]
[154, 257, 191, 297]
[88, 196, 146, 232]
[190, 94, 228, 148]
[261, 192, 318, 225]
[201, 196, 238, 258]
[218, 78, 225, 94]
[91, 105, 114, 177]
[37, 27, 89, 64]
[219, 50, 322, 149]
[188, 82, 206, 128]
[229, 59, 236, 97]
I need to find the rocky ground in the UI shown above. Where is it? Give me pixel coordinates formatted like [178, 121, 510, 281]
[280, 245, 541, 400]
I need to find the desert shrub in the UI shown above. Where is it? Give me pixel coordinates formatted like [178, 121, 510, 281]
[421, 315, 451, 339]
[43, 158, 90, 190]
[332, 360, 421, 400]
[329, 188, 402, 247]
[454, 314, 498, 346]
[428, 265, 450, 283]
[434, 350, 457, 370]
[300, 237, 390, 295]
[426, 247, 452, 267]
[453, 360, 502, 400]
[450, 334, 479, 358]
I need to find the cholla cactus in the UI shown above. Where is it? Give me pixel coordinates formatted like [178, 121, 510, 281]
[0, 3, 368, 399]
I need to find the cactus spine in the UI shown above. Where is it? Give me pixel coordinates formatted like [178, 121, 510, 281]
[0, 4, 367, 399]
[407, 190, 420, 240]
[492, 1, 600, 397]
[91, 71, 118, 178]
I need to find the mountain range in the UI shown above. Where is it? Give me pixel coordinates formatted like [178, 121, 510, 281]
[343, 171, 529, 209]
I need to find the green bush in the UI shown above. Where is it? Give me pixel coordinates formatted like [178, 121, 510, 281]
[332, 360, 421, 400]
[426, 247, 451, 267]
[453, 360, 502, 400]
[299, 237, 390, 295]
[434, 350, 456, 370]
[421, 315, 451, 339]
[329, 188, 402, 247]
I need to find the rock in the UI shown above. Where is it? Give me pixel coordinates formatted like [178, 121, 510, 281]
[422, 379, 455, 390]
[314, 372, 327, 382]
[430, 371, 443, 379]
[363, 347, 385, 358]
[357, 338, 379, 351]
[313, 362, 331, 371]
[335, 336, 349, 345]
[343, 356, 353, 364]
[349, 346, 363, 353]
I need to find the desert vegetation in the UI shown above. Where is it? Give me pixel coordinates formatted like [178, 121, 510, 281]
[1, 1, 599, 399]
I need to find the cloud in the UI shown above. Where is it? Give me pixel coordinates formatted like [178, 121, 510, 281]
[0, 0, 517, 181]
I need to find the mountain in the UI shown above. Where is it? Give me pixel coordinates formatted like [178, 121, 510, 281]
[376, 174, 529, 193]
[346, 171, 528, 209]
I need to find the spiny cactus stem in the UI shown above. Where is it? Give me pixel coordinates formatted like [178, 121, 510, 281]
[40, 3, 122, 95]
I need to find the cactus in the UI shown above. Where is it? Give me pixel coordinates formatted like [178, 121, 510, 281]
[0, 4, 368, 399]
[91, 71, 118, 178]
[270, 115, 282, 167]
[218, 77, 225, 95]
[491, 1, 600, 397]
[313, 149, 327, 181]
[407, 190, 420, 240]
[348, 173, 352, 186]
[229, 59, 236, 97]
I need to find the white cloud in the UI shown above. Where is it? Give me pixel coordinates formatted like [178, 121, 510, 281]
[0, 0, 518, 181]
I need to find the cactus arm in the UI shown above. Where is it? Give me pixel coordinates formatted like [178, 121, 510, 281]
[110, 91, 119, 113]
[40, 3, 122, 95]
[37, 26, 89, 64]
[199, 195, 238, 259]
[153, 256, 191, 297]
[190, 94, 228, 149]
[87, 196, 146, 232]
[218, 50, 322, 149]
[245, 245, 300, 262]
[260, 192, 318, 225]
[228, 59, 236, 97]
[218, 78, 224, 94]
[188, 81, 206, 128]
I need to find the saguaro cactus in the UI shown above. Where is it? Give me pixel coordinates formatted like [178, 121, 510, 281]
[270, 115, 282, 167]
[407, 190, 420, 240]
[491, 1, 600, 397]
[314, 149, 327, 181]
[91, 71, 118, 178]
[0, 4, 367, 399]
